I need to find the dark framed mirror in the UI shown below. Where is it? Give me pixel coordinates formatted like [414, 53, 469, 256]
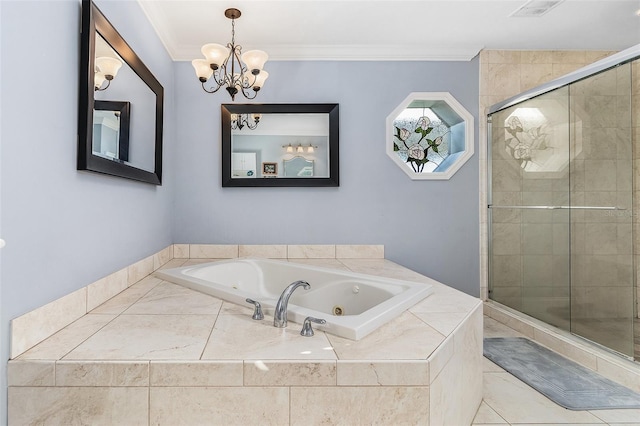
[221, 103, 339, 187]
[78, 0, 163, 185]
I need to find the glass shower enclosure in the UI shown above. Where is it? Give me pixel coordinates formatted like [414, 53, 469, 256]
[488, 47, 639, 361]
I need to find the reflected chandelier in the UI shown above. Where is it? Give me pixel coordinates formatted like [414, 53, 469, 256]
[94, 56, 122, 91]
[191, 8, 269, 101]
[231, 113, 261, 130]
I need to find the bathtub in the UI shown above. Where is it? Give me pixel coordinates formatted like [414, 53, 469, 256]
[156, 258, 433, 340]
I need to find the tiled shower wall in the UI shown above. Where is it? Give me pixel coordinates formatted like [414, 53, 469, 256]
[479, 50, 618, 300]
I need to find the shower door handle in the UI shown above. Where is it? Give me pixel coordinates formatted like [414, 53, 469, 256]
[488, 205, 626, 210]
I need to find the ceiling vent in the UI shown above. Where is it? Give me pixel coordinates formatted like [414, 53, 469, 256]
[510, 0, 564, 17]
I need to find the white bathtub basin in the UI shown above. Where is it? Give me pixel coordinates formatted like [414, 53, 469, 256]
[156, 258, 433, 340]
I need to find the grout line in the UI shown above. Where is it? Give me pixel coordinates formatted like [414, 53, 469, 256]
[197, 303, 223, 360]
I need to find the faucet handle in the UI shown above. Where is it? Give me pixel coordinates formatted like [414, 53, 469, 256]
[300, 316, 326, 337]
[245, 298, 264, 320]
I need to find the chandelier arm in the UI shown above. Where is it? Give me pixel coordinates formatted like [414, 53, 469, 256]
[208, 71, 228, 90]
[201, 80, 224, 94]
[230, 47, 254, 90]
[239, 88, 258, 100]
[95, 79, 111, 92]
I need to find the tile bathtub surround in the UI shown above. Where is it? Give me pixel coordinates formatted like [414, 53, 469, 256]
[9, 245, 175, 359]
[287, 244, 336, 259]
[185, 244, 384, 259]
[10, 287, 87, 359]
[8, 257, 483, 425]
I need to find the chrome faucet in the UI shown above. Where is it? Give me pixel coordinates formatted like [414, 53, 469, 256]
[274, 280, 310, 328]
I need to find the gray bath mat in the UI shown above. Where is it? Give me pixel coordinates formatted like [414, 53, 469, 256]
[484, 337, 640, 410]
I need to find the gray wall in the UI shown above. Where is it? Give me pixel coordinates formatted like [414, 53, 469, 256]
[0, 0, 175, 422]
[173, 59, 480, 296]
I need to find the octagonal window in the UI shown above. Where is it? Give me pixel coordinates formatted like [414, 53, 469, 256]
[386, 92, 474, 180]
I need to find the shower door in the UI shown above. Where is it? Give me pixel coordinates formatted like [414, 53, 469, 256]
[569, 62, 635, 357]
[489, 86, 572, 330]
[489, 60, 637, 359]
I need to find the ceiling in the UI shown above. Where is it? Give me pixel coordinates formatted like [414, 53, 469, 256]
[137, 0, 640, 62]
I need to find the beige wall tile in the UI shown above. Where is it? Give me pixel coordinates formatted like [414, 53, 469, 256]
[552, 62, 586, 78]
[55, 361, 149, 386]
[9, 387, 148, 425]
[335, 244, 384, 258]
[584, 51, 617, 63]
[596, 356, 640, 393]
[520, 63, 554, 91]
[244, 360, 336, 386]
[290, 386, 429, 425]
[336, 360, 429, 386]
[552, 50, 587, 64]
[90, 277, 161, 315]
[150, 387, 289, 425]
[155, 258, 188, 270]
[152, 245, 173, 270]
[173, 244, 190, 258]
[486, 306, 535, 338]
[487, 50, 521, 64]
[150, 361, 243, 386]
[127, 255, 154, 286]
[7, 360, 55, 386]
[520, 50, 553, 64]
[286, 258, 350, 270]
[287, 244, 336, 259]
[482, 63, 521, 97]
[190, 244, 238, 258]
[10, 287, 87, 359]
[239, 244, 287, 258]
[86, 268, 128, 312]
[532, 328, 597, 370]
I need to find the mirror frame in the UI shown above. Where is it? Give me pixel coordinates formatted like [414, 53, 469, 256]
[78, 0, 164, 185]
[221, 103, 339, 187]
[94, 100, 130, 162]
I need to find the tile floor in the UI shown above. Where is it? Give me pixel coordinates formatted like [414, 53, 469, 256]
[476, 317, 640, 426]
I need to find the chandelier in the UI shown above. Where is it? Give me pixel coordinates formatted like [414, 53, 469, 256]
[191, 8, 269, 101]
[231, 113, 261, 130]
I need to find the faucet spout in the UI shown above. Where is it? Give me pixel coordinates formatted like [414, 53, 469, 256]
[274, 280, 310, 328]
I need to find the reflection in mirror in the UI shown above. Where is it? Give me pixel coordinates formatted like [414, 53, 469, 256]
[221, 104, 339, 187]
[283, 156, 314, 177]
[386, 92, 473, 180]
[231, 152, 257, 177]
[78, 0, 164, 184]
[231, 113, 328, 178]
[93, 100, 130, 162]
[94, 32, 156, 173]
